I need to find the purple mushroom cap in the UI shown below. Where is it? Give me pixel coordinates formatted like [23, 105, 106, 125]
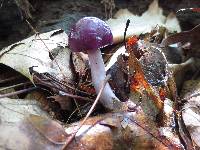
[68, 17, 113, 53]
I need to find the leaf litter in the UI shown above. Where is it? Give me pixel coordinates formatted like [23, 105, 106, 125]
[0, 0, 200, 149]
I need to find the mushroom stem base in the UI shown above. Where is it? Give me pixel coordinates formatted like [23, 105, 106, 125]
[87, 49, 120, 110]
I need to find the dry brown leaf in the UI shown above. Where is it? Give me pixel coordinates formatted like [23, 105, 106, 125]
[25, 91, 49, 109]
[64, 111, 182, 150]
[0, 121, 63, 150]
[50, 95, 72, 110]
[106, 54, 129, 101]
[27, 114, 69, 144]
[0, 107, 182, 149]
[64, 115, 113, 150]
[72, 52, 89, 77]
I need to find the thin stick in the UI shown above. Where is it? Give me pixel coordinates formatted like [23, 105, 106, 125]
[0, 87, 38, 99]
[66, 103, 91, 124]
[34, 75, 93, 102]
[128, 117, 169, 148]
[62, 74, 111, 150]
[41, 72, 90, 96]
[0, 82, 31, 92]
[48, 91, 93, 102]
[124, 19, 130, 49]
[59, 92, 93, 102]
[0, 76, 22, 84]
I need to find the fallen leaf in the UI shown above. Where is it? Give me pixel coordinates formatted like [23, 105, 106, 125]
[0, 97, 49, 123]
[72, 52, 89, 77]
[107, 0, 181, 44]
[0, 121, 63, 150]
[50, 95, 72, 110]
[181, 79, 200, 148]
[106, 54, 129, 101]
[0, 123, 31, 150]
[27, 114, 69, 144]
[168, 58, 195, 90]
[99, 114, 123, 128]
[127, 37, 164, 117]
[0, 29, 73, 83]
[162, 24, 200, 57]
[176, 8, 200, 30]
[65, 116, 113, 150]
[64, 111, 182, 150]
[25, 91, 49, 109]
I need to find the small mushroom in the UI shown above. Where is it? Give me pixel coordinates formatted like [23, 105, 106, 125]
[68, 17, 120, 110]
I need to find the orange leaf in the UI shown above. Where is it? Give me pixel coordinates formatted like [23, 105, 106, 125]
[127, 36, 163, 110]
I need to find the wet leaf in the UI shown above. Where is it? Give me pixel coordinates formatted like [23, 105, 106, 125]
[139, 44, 167, 86]
[176, 8, 200, 30]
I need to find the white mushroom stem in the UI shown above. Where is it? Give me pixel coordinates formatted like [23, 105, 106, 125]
[87, 49, 120, 110]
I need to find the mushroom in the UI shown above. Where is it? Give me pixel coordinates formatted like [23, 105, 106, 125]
[68, 17, 120, 110]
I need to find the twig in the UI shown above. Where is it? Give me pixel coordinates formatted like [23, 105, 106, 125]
[128, 117, 169, 148]
[73, 98, 83, 119]
[62, 74, 111, 150]
[124, 19, 130, 49]
[34, 75, 93, 102]
[59, 92, 93, 102]
[0, 87, 38, 99]
[41, 73, 90, 96]
[0, 75, 23, 84]
[66, 103, 91, 124]
[0, 82, 31, 92]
